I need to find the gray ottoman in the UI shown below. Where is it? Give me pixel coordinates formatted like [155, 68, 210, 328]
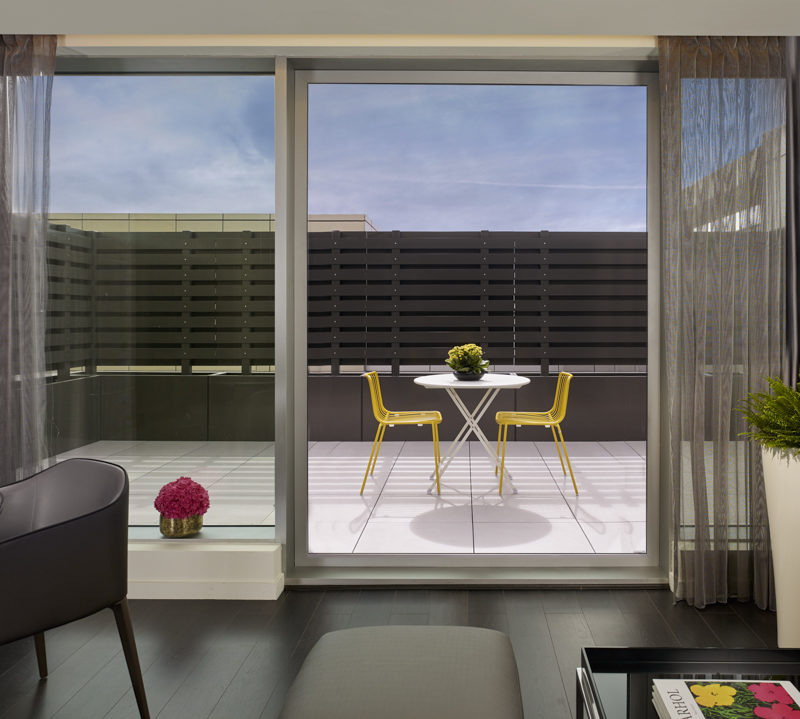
[279, 625, 524, 719]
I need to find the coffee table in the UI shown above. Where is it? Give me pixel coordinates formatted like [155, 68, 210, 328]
[577, 646, 800, 719]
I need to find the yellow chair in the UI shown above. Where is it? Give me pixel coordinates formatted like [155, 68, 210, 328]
[361, 371, 442, 494]
[495, 371, 578, 495]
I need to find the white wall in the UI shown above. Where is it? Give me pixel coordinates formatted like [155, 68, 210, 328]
[5, 0, 800, 37]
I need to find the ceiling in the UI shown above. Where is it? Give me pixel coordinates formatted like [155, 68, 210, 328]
[7, 0, 800, 38]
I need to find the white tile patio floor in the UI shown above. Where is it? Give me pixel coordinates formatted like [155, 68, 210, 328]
[55, 440, 276, 526]
[55, 439, 646, 554]
[309, 439, 646, 554]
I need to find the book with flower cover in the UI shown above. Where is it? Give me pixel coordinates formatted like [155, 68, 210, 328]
[652, 678, 800, 719]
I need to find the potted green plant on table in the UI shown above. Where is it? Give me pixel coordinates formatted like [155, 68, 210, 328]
[445, 343, 490, 381]
[154, 476, 210, 538]
[739, 376, 800, 647]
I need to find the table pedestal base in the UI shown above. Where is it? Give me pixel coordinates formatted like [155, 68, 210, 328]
[428, 386, 517, 494]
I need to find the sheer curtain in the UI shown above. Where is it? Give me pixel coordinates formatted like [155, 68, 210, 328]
[788, 37, 800, 386]
[0, 36, 56, 486]
[660, 37, 786, 609]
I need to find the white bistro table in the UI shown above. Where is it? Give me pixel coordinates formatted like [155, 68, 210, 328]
[414, 372, 530, 493]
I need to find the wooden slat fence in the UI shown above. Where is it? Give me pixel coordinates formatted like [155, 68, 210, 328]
[46, 227, 94, 377]
[308, 230, 647, 375]
[46, 227, 646, 377]
[46, 227, 275, 374]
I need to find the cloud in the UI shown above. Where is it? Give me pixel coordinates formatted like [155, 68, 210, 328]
[50, 77, 648, 231]
[50, 75, 275, 213]
[451, 180, 645, 191]
[307, 83, 647, 230]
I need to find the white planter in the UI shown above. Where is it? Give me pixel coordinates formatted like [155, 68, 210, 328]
[762, 447, 800, 647]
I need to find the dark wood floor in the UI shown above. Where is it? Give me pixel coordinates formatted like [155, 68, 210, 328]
[0, 588, 777, 719]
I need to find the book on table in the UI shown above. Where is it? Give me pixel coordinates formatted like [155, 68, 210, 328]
[651, 678, 800, 719]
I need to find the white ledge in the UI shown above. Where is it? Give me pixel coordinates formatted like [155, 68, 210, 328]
[128, 532, 284, 600]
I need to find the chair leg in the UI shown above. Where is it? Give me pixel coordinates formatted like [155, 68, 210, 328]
[550, 424, 567, 475]
[431, 423, 441, 494]
[495, 425, 502, 476]
[33, 633, 47, 679]
[555, 424, 578, 495]
[499, 424, 509, 494]
[361, 424, 384, 494]
[370, 424, 387, 476]
[112, 599, 150, 719]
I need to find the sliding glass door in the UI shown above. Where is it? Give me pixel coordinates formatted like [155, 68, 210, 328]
[295, 70, 659, 565]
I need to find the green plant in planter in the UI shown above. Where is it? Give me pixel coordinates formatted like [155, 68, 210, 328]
[738, 376, 800, 457]
[445, 343, 490, 375]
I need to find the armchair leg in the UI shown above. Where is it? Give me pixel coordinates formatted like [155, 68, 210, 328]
[33, 632, 47, 679]
[112, 599, 150, 719]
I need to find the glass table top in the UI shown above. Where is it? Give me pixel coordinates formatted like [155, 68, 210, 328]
[579, 647, 800, 719]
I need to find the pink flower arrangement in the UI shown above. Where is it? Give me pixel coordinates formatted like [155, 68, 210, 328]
[154, 477, 210, 519]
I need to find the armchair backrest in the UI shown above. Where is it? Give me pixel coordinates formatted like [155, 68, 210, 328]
[0, 459, 126, 542]
[0, 459, 129, 644]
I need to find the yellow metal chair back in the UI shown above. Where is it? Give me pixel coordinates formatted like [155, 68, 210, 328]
[495, 371, 577, 495]
[360, 372, 442, 494]
[364, 370, 390, 423]
[548, 371, 572, 424]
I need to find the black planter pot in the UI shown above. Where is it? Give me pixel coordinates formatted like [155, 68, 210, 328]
[452, 370, 486, 381]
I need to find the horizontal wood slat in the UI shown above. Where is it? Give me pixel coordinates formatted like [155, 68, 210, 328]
[46, 227, 276, 374]
[307, 230, 647, 374]
[46, 226, 647, 377]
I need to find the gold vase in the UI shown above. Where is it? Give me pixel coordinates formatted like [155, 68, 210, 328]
[159, 514, 203, 538]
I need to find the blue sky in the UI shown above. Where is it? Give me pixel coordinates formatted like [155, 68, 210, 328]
[51, 76, 647, 231]
[50, 75, 275, 214]
[309, 83, 646, 231]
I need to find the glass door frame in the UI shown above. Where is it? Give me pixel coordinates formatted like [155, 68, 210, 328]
[280, 65, 663, 576]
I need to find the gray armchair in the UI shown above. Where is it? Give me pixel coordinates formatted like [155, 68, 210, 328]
[0, 458, 149, 719]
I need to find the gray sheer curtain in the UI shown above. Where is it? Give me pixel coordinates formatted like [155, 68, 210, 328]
[660, 37, 786, 609]
[788, 37, 800, 386]
[0, 36, 56, 486]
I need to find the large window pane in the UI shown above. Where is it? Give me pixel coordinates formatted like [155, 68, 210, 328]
[309, 84, 646, 231]
[47, 75, 276, 528]
[306, 80, 648, 555]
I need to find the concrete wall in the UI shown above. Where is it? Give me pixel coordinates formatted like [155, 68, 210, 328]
[309, 374, 648, 442]
[48, 372, 645, 453]
[47, 374, 276, 452]
[53, 372, 753, 446]
[47, 376, 100, 454]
